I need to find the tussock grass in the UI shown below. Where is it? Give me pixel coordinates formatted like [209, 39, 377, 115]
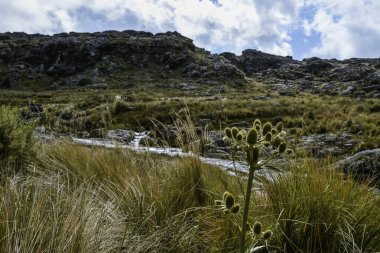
[13, 143, 243, 252]
[0, 142, 379, 252]
[260, 158, 380, 252]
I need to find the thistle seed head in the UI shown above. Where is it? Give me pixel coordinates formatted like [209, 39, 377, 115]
[223, 191, 230, 201]
[246, 128, 258, 145]
[225, 194, 235, 209]
[253, 222, 262, 234]
[276, 122, 284, 132]
[231, 204, 241, 214]
[225, 128, 232, 139]
[263, 230, 273, 240]
[279, 142, 287, 153]
[272, 136, 282, 148]
[263, 122, 272, 135]
[231, 127, 239, 139]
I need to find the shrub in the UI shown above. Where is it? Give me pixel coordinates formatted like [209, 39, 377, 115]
[112, 100, 129, 115]
[0, 105, 36, 166]
[77, 77, 93, 87]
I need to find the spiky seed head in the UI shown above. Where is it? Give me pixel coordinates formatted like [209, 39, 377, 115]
[271, 128, 277, 135]
[263, 122, 272, 135]
[223, 191, 230, 201]
[225, 194, 235, 209]
[279, 142, 287, 153]
[272, 136, 282, 148]
[223, 208, 230, 214]
[225, 128, 232, 139]
[253, 222, 262, 234]
[263, 230, 273, 240]
[255, 124, 261, 132]
[263, 141, 271, 147]
[252, 146, 259, 164]
[246, 128, 258, 145]
[236, 133, 243, 141]
[276, 122, 284, 132]
[265, 132, 272, 142]
[214, 200, 223, 206]
[231, 127, 239, 139]
[253, 119, 261, 126]
[231, 204, 240, 214]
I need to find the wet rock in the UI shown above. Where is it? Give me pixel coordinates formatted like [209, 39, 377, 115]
[106, 129, 135, 143]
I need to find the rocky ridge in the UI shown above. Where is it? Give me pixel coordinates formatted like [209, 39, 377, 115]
[0, 30, 379, 96]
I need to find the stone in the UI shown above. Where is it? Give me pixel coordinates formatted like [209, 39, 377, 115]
[339, 149, 380, 184]
[106, 129, 135, 143]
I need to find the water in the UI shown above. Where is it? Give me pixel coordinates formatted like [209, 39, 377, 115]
[71, 132, 251, 175]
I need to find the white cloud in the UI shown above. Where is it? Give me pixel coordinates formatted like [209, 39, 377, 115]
[303, 0, 380, 59]
[0, 0, 303, 56]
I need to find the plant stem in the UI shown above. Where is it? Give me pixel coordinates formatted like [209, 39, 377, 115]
[240, 164, 255, 253]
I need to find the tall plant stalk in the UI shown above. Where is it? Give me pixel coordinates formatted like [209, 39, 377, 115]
[224, 120, 287, 253]
[240, 163, 255, 253]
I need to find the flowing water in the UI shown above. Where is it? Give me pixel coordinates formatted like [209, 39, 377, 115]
[72, 132, 251, 175]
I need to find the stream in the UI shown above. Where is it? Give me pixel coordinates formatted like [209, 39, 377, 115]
[71, 132, 254, 175]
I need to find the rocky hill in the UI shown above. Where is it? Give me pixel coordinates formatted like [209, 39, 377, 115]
[0, 30, 379, 97]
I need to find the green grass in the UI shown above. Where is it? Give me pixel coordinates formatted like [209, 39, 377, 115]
[0, 89, 379, 252]
[0, 142, 378, 252]
[260, 158, 380, 252]
[1, 88, 379, 152]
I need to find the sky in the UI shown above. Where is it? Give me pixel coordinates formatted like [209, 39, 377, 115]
[0, 0, 379, 60]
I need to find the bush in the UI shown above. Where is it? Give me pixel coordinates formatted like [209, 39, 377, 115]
[0, 105, 36, 166]
[77, 77, 93, 87]
[112, 100, 129, 115]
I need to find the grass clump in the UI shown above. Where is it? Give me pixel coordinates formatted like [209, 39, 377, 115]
[0, 105, 36, 167]
[260, 158, 380, 252]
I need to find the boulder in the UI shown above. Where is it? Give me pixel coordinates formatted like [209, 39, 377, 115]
[106, 129, 135, 143]
[339, 149, 380, 184]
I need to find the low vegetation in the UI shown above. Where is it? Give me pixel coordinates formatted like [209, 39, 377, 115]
[0, 105, 36, 168]
[0, 106, 379, 252]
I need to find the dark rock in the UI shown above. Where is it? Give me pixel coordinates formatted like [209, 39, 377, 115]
[339, 149, 380, 184]
[299, 133, 357, 158]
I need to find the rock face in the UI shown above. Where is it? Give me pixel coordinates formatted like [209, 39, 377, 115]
[0, 31, 245, 89]
[339, 149, 380, 184]
[0, 30, 379, 96]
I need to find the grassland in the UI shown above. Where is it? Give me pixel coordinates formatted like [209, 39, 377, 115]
[0, 83, 379, 252]
[1, 83, 379, 150]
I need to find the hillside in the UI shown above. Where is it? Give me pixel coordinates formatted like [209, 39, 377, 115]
[0, 30, 379, 97]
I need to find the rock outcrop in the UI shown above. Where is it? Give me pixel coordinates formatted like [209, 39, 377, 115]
[0, 30, 379, 96]
[0, 31, 245, 89]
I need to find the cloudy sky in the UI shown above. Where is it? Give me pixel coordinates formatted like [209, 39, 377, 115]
[1, 0, 379, 60]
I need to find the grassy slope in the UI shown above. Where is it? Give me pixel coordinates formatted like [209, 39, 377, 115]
[1, 82, 379, 150]
[0, 143, 379, 252]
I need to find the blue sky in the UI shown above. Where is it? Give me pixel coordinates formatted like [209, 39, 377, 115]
[0, 0, 379, 60]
